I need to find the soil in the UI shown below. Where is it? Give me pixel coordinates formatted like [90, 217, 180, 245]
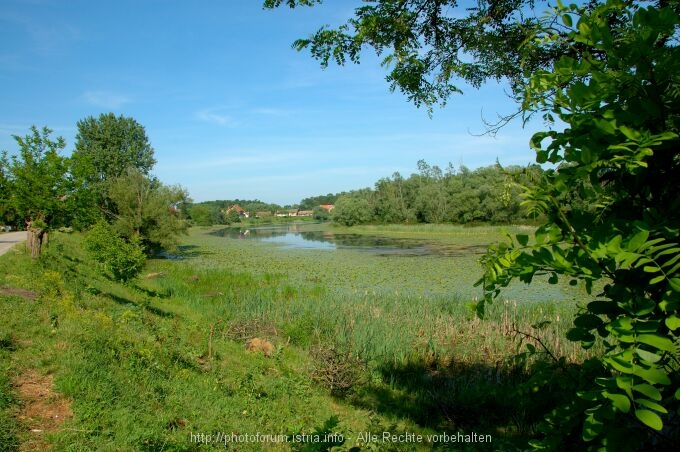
[14, 370, 73, 451]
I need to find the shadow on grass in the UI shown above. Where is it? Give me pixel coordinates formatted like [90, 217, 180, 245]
[289, 415, 346, 451]
[133, 285, 170, 300]
[347, 357, 567, 449]
[153, 245, 209, 260]
[104, 292, 175, 319]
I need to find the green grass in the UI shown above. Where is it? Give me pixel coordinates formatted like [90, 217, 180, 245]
[0, 226, 600, 450]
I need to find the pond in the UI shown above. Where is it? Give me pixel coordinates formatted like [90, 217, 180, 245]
[210, 224, 488, 257]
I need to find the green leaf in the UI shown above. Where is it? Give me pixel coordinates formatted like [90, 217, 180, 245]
[635, 348, 661, 363]
[567, 327, 595, 343]
[574, 314, 603, 329]
[665, 315, 680, 331]
[562, 14, 573, 28]
[615, 376, 634, 398]
[634, 366, 671, 385]
[626, 229, 649, 251]
[669, 278, 680, 292]
[649, 274, 665, 285]
[604, 355, 633, 373]
[588, 300, 619, 315]
[578, 389, 602, 402]
[619, 125, 641, 141]
[604, 391, 631, 413]
[635, 409, 663, 431]
[633, 383, 661, 401]
[582, 412, 603, 441]
[637, 334, 676, 353]
[516, 233, 529, 246]
[636, 398, 668, 414]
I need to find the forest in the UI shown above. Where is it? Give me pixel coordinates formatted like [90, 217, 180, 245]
[186, 161, 546, 227]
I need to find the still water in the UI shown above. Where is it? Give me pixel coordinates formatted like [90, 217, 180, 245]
[211, 224, 487, 257]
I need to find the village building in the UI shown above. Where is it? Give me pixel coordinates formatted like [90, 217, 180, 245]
[224, 204, 249, 218]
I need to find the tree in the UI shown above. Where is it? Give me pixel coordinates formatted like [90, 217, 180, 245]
[476, 3, 680, 448]
[0, 153, 13, 226]
[2, 127, 68, 258]
[188, 203, 214, 226]
[269, 0, 680, 448]
[331, 192, 374, 226]
[71, 113, 156, 223]
[107, 168, 189, 253]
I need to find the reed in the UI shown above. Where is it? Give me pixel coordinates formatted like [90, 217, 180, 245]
[0, 226, 600, 450]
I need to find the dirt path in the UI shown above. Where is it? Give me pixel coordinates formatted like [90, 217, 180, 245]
[0, 231, 26, 257]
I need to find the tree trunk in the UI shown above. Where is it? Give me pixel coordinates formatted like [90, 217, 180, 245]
[26, 227, 45, 259]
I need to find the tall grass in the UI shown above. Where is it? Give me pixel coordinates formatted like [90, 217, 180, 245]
[0, 226, 601, 450]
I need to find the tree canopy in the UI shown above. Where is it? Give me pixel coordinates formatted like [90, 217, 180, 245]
[328, 161, 542, 226]
[71, 112, 156, 190]
[268, 0, 680, 448]
[264, 0, 567, 112]
[1, 116, 188, 262]
[107, 168, 189, 253]
[0, 126, 69, 257]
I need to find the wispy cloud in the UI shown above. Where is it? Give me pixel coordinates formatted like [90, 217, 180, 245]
[1, 9, 80, 54]
[82, 91, 131, 109]
[156, 150, 307, 172]
[195, 108, 240, 127]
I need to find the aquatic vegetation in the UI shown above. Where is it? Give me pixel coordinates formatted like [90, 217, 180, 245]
[0, 226, 598, 449]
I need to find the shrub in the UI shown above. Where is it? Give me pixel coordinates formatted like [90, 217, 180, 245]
[85, 222, 146, 282]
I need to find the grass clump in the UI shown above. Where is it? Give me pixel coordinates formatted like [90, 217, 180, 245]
[0, 363, 19, 451]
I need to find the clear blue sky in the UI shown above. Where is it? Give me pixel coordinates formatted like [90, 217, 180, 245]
[1, 0, 545, 205]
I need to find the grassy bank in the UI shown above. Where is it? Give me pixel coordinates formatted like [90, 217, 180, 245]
[0, 226, 598, 450]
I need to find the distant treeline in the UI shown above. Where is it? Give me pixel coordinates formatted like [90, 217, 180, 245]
[329, 160, 545, 226]
[187, 200, 283, 226]
[188, 160, 546, 227]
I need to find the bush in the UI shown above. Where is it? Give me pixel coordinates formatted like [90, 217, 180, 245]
[331, 195, 373, 226]
[85, 222, 146, 282]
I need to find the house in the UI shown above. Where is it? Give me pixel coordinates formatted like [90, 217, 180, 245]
[256, 211, 273, 218]
[319, 204, 335, 212]
[297, 210, 314, 217]
[224, 204, 249, 218]
[275, 209, 303, 217]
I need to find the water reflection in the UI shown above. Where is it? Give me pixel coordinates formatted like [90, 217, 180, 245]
[211, 225, 487, 257]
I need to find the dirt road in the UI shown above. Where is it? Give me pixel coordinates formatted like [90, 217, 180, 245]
[0, 231, 26, 256]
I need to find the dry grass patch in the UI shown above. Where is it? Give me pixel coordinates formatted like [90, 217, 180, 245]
[0, 286, 38, 301]
[245, 337, 275, 357]
[14, 370, 72, 451]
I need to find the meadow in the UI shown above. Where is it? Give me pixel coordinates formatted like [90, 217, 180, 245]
[0, 225, 600, 450]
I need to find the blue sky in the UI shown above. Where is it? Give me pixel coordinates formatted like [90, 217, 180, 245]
[1, 0, 546, 205]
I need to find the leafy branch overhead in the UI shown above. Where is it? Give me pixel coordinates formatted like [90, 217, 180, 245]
[475, 2, 680, 448]
[268, 0, 680, 449]
[265, 0, 570, 110]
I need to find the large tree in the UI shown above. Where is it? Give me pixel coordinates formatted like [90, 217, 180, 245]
[268, 0, 680, 448]
[70, 113, 156, 223]
[2, 126, 69, 257]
